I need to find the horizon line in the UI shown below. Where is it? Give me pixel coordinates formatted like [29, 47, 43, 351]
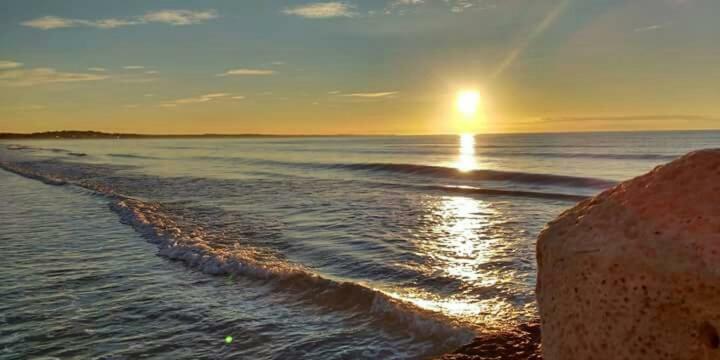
[1, 128, 720, 138]
[0, 128, 720, 138]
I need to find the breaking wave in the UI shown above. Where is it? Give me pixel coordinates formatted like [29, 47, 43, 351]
[0, 159, 475, 348]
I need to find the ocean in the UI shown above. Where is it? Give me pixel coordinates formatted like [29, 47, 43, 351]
[1, 131, 717, 359]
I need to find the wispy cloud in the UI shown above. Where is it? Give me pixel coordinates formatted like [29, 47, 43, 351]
[141, 9, 218, 26]
[231, 95, 246, 100]
[217, 68, 276, 76]
[123, 65, 145, 70]
[384, 0, 490, 14]
[0, 60, 23, 70]
[450, 0, 475, 13]
[1, 104, 47, 111]
[22, 9, 218, 30]
[283, 2, 356, 18]
[394, 0, 424, 4]
[145, 70, 159, 74]
[115, 77, 156, 84]
[161, 93, 233, 107]
[341, 91, 398, 98]
[537, 115, 720, 123]
[634, 24, 663, 32]
[88, 67, 106, 72]
[386, 0, 424, 12]
[0, 67, 108, 86]
[22, 16, 91, 30]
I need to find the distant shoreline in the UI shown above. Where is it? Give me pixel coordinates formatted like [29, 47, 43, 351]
[0, 131, 359, 139]
[1, 129, 718, 140]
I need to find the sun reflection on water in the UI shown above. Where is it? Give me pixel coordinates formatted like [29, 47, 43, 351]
[455, 133, 477, 172]
[389, 193, 532, 329]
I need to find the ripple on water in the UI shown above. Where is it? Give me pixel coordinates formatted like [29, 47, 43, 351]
[0, 170, 461, 359]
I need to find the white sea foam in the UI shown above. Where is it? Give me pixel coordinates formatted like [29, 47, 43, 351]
[0, 158, 476, 348]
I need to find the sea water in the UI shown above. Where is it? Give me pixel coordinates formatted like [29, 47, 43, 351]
[1, 131, 717, 359]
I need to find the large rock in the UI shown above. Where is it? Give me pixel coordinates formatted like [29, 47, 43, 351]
[537, 149, 720, 360]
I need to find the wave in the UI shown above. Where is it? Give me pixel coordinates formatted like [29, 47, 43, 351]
[6, 144, 31, 151]
[5, 144, 87, 157]
[107, 153, 161, 160]
[380, 182, 588, 201]
[182, 157, 615, 189]
[479, 151, 678, 161]
[0, 159, 476, 349]
[333, 163, 617, 189]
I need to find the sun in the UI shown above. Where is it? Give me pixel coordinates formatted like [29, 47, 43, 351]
[456, 90, 481, 117]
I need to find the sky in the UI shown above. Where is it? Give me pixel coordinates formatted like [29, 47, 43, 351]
[1, 0, 719, 135]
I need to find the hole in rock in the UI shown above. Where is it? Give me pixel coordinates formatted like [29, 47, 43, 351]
[700, 322, 719, 349]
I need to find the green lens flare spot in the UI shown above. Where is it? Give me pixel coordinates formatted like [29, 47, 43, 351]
[225, 336, 233, 344]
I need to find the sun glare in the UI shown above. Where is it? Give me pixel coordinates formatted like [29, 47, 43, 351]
[456, 91, 481, 117]
[456, 133, 477, 172]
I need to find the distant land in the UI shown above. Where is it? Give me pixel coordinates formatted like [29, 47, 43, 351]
[1, 130, 717, 140]
[0, 131, 354, 139]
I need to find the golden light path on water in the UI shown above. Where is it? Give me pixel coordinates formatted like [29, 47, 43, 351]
[456, 133, 477, 172]
[381, 134, 525, 330]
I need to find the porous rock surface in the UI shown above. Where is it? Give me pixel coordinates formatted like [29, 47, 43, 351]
[537, 149, 720, 360]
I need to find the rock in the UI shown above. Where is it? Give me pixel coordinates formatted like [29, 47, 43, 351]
[536, 149, 720, 360]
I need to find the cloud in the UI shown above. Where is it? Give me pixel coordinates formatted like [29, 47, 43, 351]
[217, 68, 276, 76]
[123, 65, 145, 70]
[0, 60, 23, 70]
[634, 24, 663, 32]
[283, 2, 356, 18]
[341, 91, 398, 98]
[394, 0, 424, 4]
[450, 1, 475, 13]
[328, 90, 341, 94]
[271, 61, 286, 66]
[162, 93, 232, 107]
[115, 77, 156, 83]
[0, 67, 109, 86]
[21, 16, 140, 30]
[384, 0, 489, 14]
[386, 0, 424, 11]
[145, 70, 159, 74]
[141, 9, 219, 26]
[231, 95, 246, 100]
[22, 16, 83, 30]
[88, 67, 106, 72]
[92, 18, 140, 29]
[22, 9, 217, 30]
[1, 104, 47, 111]
[203, 93, 231, 98]
[538, 115, 720, 123]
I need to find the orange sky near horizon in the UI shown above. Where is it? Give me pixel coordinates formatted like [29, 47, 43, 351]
[1, 0, 719, 135]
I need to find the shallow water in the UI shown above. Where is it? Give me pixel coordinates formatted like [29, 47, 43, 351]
[1, 131, 717, 359]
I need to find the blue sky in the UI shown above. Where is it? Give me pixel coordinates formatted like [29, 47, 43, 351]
[1, 0, 719, 134]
